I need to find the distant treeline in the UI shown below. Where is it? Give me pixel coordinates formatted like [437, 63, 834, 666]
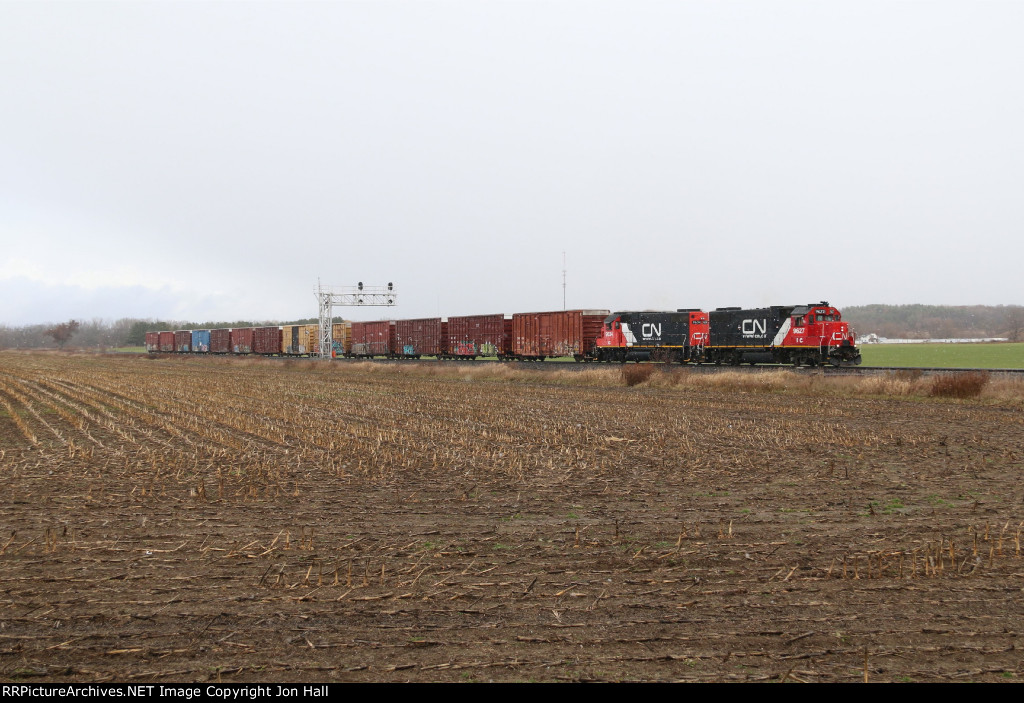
[843, 305, 1024, 341]
[0, 318, 319, 350]
[2, 306, 1023, 350]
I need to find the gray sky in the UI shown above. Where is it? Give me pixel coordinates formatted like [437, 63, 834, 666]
[2, 1, 1022, 326]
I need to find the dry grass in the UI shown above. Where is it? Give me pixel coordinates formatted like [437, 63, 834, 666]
[929, 371, 990, 398]
[188, 356, 1024, 404]
[621, 364, 656, 387]
[57, 353, 1024, 405]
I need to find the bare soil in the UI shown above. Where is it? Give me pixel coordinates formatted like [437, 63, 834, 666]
[1, 353, 1022, 682]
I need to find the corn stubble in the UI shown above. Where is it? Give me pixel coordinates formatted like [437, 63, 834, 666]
[0, 352, 1022, 682]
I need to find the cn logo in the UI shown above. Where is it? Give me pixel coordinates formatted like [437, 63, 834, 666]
[742, 319, 767, 335]
[641, 323, 661, 339]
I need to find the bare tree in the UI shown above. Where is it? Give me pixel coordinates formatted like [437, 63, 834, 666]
[1003, 306, 1024, 343]
[45, 320, 80, 349]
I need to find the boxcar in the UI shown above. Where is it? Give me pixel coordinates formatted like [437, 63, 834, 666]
[253, 326, 282, 355]
[446, 314, 512, 358]
[350, 321, 395, 357]
[511, 310, 609, 360]
[281, 325, 306, 355]
[300, 324, 320, 357]
[174, 330, 192, 353]
[145, 332, 160, 353]
[158, 331, 175, 352]
[331, 322, 350, 357]
[394, 318, 447, 358]
[191, 329, 211, 353]
[231, 327, 255, 354]
[210, 328, 231, 354]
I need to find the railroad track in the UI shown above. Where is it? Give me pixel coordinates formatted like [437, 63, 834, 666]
[334, 356, 1024, 377]
[139, 351, 1023, 377]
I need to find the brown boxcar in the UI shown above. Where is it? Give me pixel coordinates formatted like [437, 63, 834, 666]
[446, 314, 512, 358]
[350, 321, 395, 357]
[210, 328, 231, 354]
[394, 318, 447, 358]
[174, 330, 192, 353]
[231, 327, 255, 354]
[253, 326, 282, 355]
[145, 332, 160, 353]
[158, 331, 175, 352]
[512, 310, 609, 360]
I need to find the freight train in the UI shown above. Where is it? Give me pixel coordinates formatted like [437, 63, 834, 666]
[146, 301, 861, 367]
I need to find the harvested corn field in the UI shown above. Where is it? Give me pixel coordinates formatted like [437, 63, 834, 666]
[1, 352, 1023, 682]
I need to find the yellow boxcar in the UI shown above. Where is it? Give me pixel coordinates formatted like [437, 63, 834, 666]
[281, 325, 307, 355]
[300, 324, 320, 356]
[332, 322, 351, 357]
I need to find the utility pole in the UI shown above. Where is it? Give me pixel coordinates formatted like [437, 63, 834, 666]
[562, 251, 567, 310]
[315, 280, 397, 359]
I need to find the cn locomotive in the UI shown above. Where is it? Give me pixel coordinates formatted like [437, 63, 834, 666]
[147, 301, 861, 367]
[595, 302, 861, 366]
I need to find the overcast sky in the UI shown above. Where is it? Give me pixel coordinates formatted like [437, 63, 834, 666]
[2, 1, 1022, 326]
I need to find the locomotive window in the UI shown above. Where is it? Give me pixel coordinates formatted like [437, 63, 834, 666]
[614, 322, 620, 329]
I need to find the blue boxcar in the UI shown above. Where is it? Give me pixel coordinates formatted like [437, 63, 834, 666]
[191, 330, 211, 353]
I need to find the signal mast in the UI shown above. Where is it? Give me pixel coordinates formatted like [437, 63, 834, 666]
[315, 280, 397, 359]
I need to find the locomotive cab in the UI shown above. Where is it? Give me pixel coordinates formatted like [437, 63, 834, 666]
[785, 303, 861, 366]
[598, 314, 629, 349]
[596, 314, 632, 362]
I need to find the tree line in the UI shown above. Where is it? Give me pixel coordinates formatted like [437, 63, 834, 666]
[843, 304, 1024, 341]
[0, 317, 318, 350]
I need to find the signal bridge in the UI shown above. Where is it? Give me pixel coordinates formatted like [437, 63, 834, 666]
[316, 282, 396, 359]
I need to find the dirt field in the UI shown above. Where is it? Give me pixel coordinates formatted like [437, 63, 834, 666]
[1, 353, 1022, 682]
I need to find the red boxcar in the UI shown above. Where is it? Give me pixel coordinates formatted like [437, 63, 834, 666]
[394, 318, 447, 358]
[512, 310, 609, 360]
[145, 332, 159, 353]
[210, 328, 231, 354]
[253, 326, 282, 355]
[173, 330, 191, 353]
[350, 321, 395, 357]
[446, 314, 512, 358]
[231, 327, 254, 354]
[158, 331, 175, 352]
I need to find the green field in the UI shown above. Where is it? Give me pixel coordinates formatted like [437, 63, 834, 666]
[860, 342, 1024, 369]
